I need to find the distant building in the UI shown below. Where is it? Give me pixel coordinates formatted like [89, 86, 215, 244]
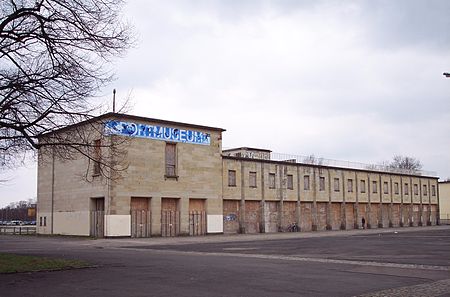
[439, 181, 450, 224]
[37, 113, 440, 237]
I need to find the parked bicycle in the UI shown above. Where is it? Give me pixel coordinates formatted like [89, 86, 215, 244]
[287, 222, 299, 232]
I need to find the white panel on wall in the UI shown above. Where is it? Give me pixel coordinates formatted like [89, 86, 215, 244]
[207, 215, 223, 233]
[105, 215, 131, 236]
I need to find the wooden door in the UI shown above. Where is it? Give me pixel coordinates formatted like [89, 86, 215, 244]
[244, 201, 261, 233]
[264, 201, 279, 233]
[282, 202, 297, 232]
[300, 202, 312, 232]
[161, 198, 180, 237]
[90, 198, 104, 238]
[316, 203, 327, 231]
[223, 200, 240, 234]
[391, 204, 401, 227]
[345, 204, 355, 230]
[330, 203, 341, 230]
[131, 197, 151, 238]
[189, 199, 206, 236]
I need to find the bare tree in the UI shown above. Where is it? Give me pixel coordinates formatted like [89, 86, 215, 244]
[302, 154, 323, 165]
[0, 0, 133, 177]
[389, 155, 423, 173]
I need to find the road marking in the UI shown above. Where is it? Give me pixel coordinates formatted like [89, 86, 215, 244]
[129, 248, 450, 272]
[353, 278, 450, 297]
[222, 247, 259, 251]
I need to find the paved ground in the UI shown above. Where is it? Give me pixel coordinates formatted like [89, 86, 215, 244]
[0, 226, 449, 297]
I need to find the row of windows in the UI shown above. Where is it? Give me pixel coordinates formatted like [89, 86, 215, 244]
[228, 170, 294, 190]
[228, 170, 437, 196]
[94, 139, 437, 197]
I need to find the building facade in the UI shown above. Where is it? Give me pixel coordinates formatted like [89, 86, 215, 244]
[37, 113, 440, 237]
[222, 148, 439, 233]
[439, 181, 450, 224]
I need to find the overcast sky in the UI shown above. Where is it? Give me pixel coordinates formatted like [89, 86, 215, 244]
[1, 0, 450, 207]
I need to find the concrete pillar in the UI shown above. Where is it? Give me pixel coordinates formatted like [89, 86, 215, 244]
[239, 161, 246, 233]
[296, 166, 302, 231]
[179, 197, 189, 235]
[151, 196, 161, 236]
[260, 163, 266, 233]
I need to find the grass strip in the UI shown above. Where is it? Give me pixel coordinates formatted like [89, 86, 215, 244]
[0, 253, 91, 274]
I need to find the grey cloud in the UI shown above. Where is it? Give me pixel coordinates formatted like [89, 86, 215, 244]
[358, 0, 450, 50]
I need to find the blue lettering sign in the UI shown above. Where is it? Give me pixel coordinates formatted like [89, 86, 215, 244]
[105, 120, 211, 146]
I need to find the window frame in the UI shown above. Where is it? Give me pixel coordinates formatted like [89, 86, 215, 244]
[372, 181, 378, 194]
[287, 174, 294, 190]
[334, 178, 340, 192]
[383, 181, 389, 194]
[360, 180, 366, 193]
[347, 179, 353, 193]
[304, 175, 310, 191]
[269, 173, 276, 189]
[319, 176, 325, 191]
[394, 182, 399, 195]
[249, 171, 257, 188]
[165, 142, 177, 178]
[228, 170, 236, 187]
[93, 139, 101, 176]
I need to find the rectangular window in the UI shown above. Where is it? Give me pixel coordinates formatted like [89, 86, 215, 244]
[228, 170, 236, 187]
[360, 180, 366, 193]
[404, 183, 409, 195]
[414, 184, 418, 195]
[304, 175, 310, 190]
[43, 216, 47, 227]
[383, 181, 389, 194]
[249, 172, 257, 188]
[432, 185, 436, 196]
[334, 178, 340, 192]
[423, 184, 427, 196]
[394, 182, 399, 195]
[319, 176, 325, 191]
[165, 143, 177, 177]
[269, 173, 276, 189]
[287, 174, 294, 190]
[347, 179, 353, 193]
[372, 181, 378, 194]
[93, 139, 101, 175]
[39, 216, 42, 227]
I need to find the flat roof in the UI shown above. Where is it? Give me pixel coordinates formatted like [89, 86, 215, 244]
[222, 147, 272, 153]
[222, 155, 439, 179]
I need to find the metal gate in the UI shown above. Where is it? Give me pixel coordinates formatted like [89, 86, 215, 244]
[189, 211, 206, 236]
[131, 210, 151, 238]
[90, 210, 104, 238]
[161, 211, 180, 237]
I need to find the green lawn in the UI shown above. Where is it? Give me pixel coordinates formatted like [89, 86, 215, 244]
[0, 253, 91, 273]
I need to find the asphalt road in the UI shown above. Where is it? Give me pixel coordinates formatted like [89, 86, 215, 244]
[0, 226, 449, 297]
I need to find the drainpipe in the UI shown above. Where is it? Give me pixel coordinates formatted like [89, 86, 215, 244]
[51, 148, 55, 235]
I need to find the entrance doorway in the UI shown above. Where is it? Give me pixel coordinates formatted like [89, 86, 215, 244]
[189, 199, 206, 236]
[90, 198, 104, 238]
[130, 197, 151, 238]
[161, 198, 180, 237]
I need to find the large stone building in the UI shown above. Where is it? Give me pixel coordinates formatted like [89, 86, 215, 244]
[37, 113, 440, 237]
